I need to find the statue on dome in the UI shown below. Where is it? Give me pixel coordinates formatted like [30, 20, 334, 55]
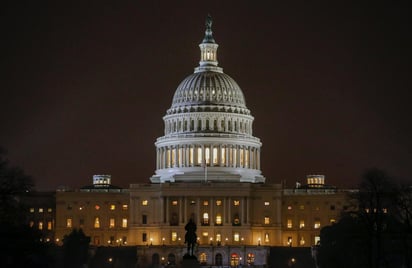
[206, 14, 212, 30]
[184, 218, 197, 256]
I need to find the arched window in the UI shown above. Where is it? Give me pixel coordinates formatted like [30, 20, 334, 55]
[215, 253, 223, 266]
[247, 253, 255, 265]
[213, 147, 218, 165]
[221, 147, 226, 166]
[200, 253, 207, 265]
[197, 147, 203, 166]
[205, 147, 210, 165]
[230, 253, 239, 267]
[152, 253, 160, 265]
[189, 147, 194, 166]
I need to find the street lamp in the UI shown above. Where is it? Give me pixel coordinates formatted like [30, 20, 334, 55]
[162, 237, 165, 245]
[258, 238, 261, 246]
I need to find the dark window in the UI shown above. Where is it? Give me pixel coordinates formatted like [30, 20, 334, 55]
[215, 253, 223, 266]
[170, 212, 178, 226]
[168, 253, 176, 265]
[152, 253, 160, 265]
[142, 233, 147, 242]
[142, 215, 147, 224]
[330, 205, 335, 210]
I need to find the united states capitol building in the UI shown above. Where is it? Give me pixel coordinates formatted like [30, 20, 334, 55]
[54, 16, 352, 267]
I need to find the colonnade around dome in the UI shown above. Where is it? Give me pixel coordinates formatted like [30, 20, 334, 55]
[163, 112, 254, 135]
[155, 144, 261, 171]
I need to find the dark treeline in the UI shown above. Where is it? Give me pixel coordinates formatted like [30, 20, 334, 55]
[316, 168, 412, 268]
[0, 148, 91, 267]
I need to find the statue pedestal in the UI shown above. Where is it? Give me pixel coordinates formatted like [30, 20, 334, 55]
[182, 254, 200, 268]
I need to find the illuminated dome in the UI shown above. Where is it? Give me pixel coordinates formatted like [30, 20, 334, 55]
[170, 71, 247, 111]
[150, 15, 265, 184]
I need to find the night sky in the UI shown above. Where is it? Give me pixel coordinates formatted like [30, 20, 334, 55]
[1, 1, 411, 190]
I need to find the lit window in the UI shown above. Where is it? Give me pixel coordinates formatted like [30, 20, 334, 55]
[383, 208, 388, 213]
[299, 205, 304, 210]
[287, 205, 292, 210]
[330, 218, 336, 224]
[47, 221, 52, 230]
[39, 208, 44, 213]
[205, 147, 210, 165]
[47, 208, 52, 213]
[221, 147, 226, 165]
[200, 253, 207, 264]
[29, 221, 34, 227]
[122, 218, 128, 228]
[172, 200, 178, 205]
[264, 201, 270, 206]
[216, 233, 221, 242]
[190, 200, 196, 205]
[202, 232, 208, 237]
[122, 204, 128, 210]
[264, 216, 270, 224]
[213, 148, 218, 164]
[203, 213, 209, 225]
[171, 231, 177, 242]
[247, 253, 255, 265]
[142, 200, 148, 206]
[109, 204, 116, 210]
[38, 221, 43, 230]
[264, 233, 269, 243]
[233, 232, 240, 242]
[94, 217, 100, 228]
[109, 218, 115, 228]
[300, 236, 305, 246]
[95, 205, 100, 210]
[233, 200, 240, 206]
[216, 214, 222, 225]
[30, 208, 34, 213]
[287, 237, 292, 246]
[216, 200, 222, 206]
[314, 220, 321, 229]
[314, 236, 320, 245]
[287, 219, 292, 228]
[299, 220, 305, 228]
[197, 147, 202, 165]
[203, 200, 209, 206]
[66, 218, 72, 228]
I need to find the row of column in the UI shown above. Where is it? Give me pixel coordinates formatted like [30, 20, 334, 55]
[164, 116, 252, 135]
[156, 144, 261, 170]
[163, 196, 250, 226]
